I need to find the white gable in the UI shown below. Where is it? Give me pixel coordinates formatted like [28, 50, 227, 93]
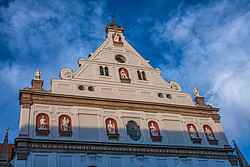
[51, 22, 194, 106]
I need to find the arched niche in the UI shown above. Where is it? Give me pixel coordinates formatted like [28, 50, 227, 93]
[203, 125, 218, 145]
[36, 113, 50, 136]
[59, 115, 72, 137]
[118, 68, 131, 83]
[148, 121, 162, 142]
[187, 124, 201, 144]
[105, 118, 119, 140]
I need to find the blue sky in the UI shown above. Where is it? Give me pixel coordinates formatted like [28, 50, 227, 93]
[0, 0, 250, 162]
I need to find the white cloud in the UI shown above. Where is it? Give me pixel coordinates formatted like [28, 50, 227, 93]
[152, 0, 250, 152]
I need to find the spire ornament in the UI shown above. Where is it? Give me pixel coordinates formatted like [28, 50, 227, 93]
[34, 69, 41, 80]
[233, 140, 250, 167]
[193, 86, 200, 97]
[108, 13, 116, 24]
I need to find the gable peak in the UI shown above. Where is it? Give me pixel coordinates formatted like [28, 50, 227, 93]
[105, 21, 124, 34]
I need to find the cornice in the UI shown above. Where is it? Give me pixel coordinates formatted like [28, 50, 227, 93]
[19, 90, 220, 121]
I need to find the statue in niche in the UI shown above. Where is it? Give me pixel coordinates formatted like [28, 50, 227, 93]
[113, 33, 122, 43]
[189, 125, 198, 139]
[107, 120, 115, 134]
[120, 69, 128, 79]
[34, 69, 41, 80]
[205, 127, 215, 140]
[193, 86, 200, 97]
[61, 117, 70, 131]
[39, 116, 47, 130]
[150, 123, 159, 136]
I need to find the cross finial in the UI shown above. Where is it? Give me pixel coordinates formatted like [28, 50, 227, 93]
[108, 13, 116, 23]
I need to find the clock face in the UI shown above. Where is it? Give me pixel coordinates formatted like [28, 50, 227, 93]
[115, 55, 126, 63]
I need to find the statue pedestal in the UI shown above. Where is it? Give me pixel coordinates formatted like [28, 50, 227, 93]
[107, 134, 119, 140]
[191, 138, 202, 144]
[120, 78, 131, 83]
[36, 129, 50, 136]
[59, 131, 72, 137]
[151, 136, 162, 142]
[113, 41, 123, 47]
[207, 139, 218, 145]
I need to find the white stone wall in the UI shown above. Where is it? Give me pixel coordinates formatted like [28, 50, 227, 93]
[12, 152, 233, 167]
[23, 103, 229, 147]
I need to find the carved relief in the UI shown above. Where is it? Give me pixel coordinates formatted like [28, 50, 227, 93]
[119, 68, 131, 83]
[203, 125, 218, 145]
[60, 68, 73, 79]
[112, 33, 123, 47]
[59, 115, 72, 137]
[105, 118, 119, 140]
[126, 121, 141, 141]
[36, 113, 50, 136]
[148, 121, 162, 142]
[187, 124, 201, 144]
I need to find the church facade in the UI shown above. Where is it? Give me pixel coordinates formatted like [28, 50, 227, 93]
[12, 21, 238, 167]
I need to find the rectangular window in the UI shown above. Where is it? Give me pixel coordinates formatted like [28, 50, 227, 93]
[34, 155, 48, 167]
[59, 155, 73, 167]
[198, 160, 208, 167]
[110, 157, 123, 167]
[156, 158, 168, 167]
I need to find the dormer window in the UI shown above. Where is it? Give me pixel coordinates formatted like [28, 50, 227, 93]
[99, 66, 109, 76]
[137, 70, 146, 80]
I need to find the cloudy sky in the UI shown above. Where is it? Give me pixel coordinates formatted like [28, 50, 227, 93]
[0, 0, 250, 162]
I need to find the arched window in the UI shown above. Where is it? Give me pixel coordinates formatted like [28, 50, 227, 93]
[137, 71, 142, 80]
[59, 115, 72, 137]
[99, 66, 104, 75]
[36, 113, 49, 136]
[126, 121, 141, 141]
[142, 71, 146, 80]
[104, 67, 109, 76]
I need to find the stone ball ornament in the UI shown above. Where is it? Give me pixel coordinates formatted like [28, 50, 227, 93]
[60, 68, 73, 79]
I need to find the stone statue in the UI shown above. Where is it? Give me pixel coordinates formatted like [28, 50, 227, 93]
[107, 120, 115, 134]
[189, 125, 198, 139]
[205, 128, 215, 140]
[114, 33, 121, 43]
[34, 69, 41, 80]
[150, 123, 159, 136]
[193, 86, 200, 97]
[39, 116, 47, 130]
[120, 69, 128, 79]
[61, 117, 70, 131]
